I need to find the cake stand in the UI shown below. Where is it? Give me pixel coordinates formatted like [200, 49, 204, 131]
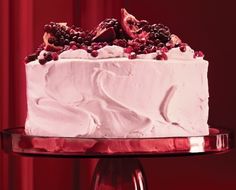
[0, 127, 234, 190]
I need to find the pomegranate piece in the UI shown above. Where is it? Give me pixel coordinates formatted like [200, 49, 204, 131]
[92, 18, 123, 42]
[92, 27, 116, 42]
[121, 8, 149, 39]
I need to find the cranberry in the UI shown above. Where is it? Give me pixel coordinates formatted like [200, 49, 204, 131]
[179, 43, 187, 52]
[156, 52, 168, 60]
[194, 51, 204, 58]
[128, 52, 137, 59]
[91, 50, 98, 57]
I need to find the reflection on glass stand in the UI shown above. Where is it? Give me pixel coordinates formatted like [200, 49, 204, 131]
[0, 127, 234, 190]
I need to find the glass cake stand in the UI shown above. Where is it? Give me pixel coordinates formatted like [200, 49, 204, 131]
[0, 127, 234, 190]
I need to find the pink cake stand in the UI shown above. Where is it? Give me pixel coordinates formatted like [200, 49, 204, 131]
[0, 127, 234, 190]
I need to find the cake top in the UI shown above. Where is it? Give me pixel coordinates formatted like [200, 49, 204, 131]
[25, 8, 204, 65]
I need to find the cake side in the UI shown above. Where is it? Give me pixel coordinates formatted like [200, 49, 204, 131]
[25, 58, 209, 137]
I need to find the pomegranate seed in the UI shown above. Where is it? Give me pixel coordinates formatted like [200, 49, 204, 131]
[128, 52, 137, 59]
[91, 50, 98, 57]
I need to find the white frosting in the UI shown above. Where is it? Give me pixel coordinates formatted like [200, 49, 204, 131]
[58, 45, 201, 60]
[25, 56, 209, 137]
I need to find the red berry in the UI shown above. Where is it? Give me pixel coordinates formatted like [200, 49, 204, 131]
[124, 46, 134, 54]
[91, 50, 98, 57]
[161, 47, 168, 53]
[128, 52, 137, 59]
[25, 53, 38, 63]
[39, 58, 46, 65]
[179, 43, 187, 52]
[194, 51, 204, 58]
[70, 45, 78, 50]
[156, 52, 168, 60]
[51, 52, 59, 60]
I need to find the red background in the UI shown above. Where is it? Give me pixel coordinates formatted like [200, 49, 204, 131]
[0, 0, 236, 190]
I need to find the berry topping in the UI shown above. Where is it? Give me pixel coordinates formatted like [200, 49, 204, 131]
[25, 53, 38, 63]
[91, 50, 99, 57]
[51, 52, 59, 60]
[156, 52, 168, 60]
[128, 52, 137, 59]
[25, 8, 203, 65]
[194, 51, 204, 58]
[39, 58, 47, 65]
[179, 43, 187, 52]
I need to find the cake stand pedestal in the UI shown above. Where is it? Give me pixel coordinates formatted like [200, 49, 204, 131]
[0, 127, 234, 190]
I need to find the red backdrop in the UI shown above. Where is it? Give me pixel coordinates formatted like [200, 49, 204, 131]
[0, 0, 235, 190]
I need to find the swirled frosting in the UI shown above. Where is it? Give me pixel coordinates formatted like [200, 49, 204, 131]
[25, 52, 209, 137]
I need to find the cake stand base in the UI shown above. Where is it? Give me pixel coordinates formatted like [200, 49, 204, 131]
[0, 127, 233, 190]
[91, 158, 147, 190]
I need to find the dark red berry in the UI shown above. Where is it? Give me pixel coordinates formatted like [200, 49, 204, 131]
[91, 50, 98, 57]
[128, 52, 137, 59]
[44, 52, 52, 61]
[156, 52, 168, 60]
[69, 41, 77, 46]
[124, 46, 134, 54]
[25, 53, 38, 63]
[70, 45, 78, 50]
[161, 47, 168, 53]
[39, 59, 47, 65]
[44, 24, 52, 33]
[48, 37, 55, 44]
[179, 43, 187, 52]
[87, 46, 93, 53]
[51, 52, 59, 60]
[194, 51, 204, 58]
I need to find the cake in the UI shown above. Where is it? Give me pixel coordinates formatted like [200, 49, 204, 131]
[24, 9, 209, 138]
